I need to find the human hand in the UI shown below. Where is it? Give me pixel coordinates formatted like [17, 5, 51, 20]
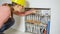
[30, 9, 37, 14]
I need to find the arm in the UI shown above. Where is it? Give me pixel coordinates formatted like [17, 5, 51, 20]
[13, 9, 36, 16]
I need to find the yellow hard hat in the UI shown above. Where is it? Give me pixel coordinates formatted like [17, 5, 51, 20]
[11, 0, 25, 7]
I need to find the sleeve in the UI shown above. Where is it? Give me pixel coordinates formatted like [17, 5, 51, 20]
[0, 6, 10, 28]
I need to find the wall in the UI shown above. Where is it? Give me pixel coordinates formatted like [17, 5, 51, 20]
[0, 0, 60, 34]
[49, 0, 60, 34]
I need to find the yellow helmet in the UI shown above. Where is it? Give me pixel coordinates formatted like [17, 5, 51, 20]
[11, 0, 25, 7]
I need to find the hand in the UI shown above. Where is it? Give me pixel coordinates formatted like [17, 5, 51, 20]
[30, 9, 37, 13]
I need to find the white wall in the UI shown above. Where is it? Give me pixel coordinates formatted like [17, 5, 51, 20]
[0, 0, 11, 5]
[26, 0, 50, 8]
[49, 0, 60, 34]
[0, 0, 60, 34]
